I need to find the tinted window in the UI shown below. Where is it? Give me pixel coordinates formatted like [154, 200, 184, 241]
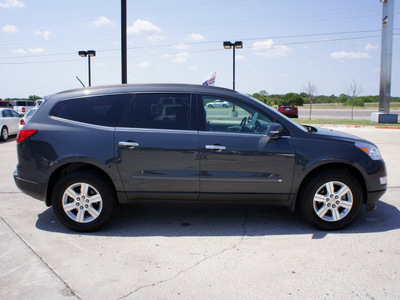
[51, 94, 130, 127]
[10, 110, 21, 117]
[126, 93, 193, 130]
[2, 110, 12, 117]
[201, 95, 272, 135]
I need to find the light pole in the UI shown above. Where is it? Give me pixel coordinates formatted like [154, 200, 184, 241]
[78, 50, 96, 87]
[121, 0, 127, 84]
[223, 41, 243, 91]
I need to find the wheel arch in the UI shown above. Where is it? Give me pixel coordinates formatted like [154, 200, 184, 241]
[45, 162, 118, 207]
[293, 162, 367, 211]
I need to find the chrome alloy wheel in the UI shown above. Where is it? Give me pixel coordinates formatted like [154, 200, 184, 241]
[62, 182, 103, 223]
[312, 181, 353, 222]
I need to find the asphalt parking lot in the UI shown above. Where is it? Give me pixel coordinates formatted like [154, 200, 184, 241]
[1, 126, 400, 300]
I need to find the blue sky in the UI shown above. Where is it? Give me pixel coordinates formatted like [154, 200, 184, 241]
[1, 0, 399, 98]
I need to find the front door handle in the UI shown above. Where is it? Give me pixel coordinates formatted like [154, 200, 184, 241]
[205, 145, 226, 151]
[119, 141, 139, 149]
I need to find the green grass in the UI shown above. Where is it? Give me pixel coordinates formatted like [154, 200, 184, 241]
[293, 118, 400, 127]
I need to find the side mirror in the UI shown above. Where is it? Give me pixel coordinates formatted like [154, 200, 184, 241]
[267, 123, 283, 138]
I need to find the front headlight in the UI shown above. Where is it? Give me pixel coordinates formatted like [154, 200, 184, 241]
[355, 142, 383, 160]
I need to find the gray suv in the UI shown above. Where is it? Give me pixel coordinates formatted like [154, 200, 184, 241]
[14, 84, 387, 232]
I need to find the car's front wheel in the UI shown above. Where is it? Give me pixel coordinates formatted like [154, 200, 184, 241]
[298, 168, 363, 230]
[52, 171, 117, 232]
[1, 126, 8, 141]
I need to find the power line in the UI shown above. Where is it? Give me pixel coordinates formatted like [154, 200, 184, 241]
[1, 28, 399, 61]
[2, 33, 399, 66]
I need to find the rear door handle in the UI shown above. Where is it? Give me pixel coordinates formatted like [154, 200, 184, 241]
[119, 141, 139, 149]
[205, 145, 226, 151]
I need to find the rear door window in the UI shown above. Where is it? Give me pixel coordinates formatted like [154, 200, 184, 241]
[51, 94, 130, 127]
[121, 93, 195, 131]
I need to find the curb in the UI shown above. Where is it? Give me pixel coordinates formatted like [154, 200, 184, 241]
[317, 124, 400, 130]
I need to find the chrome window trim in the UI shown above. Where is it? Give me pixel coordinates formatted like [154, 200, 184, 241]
[199, 130, 291, 138]
[115, 127, 198, 135]
[50, 116, 115, 131]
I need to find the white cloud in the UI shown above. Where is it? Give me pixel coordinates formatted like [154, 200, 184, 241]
[93, 16, 114, 26]
[331, 51, 371, 60]
[173, 43, 189, 50]
[252, 39, 292, 57]
[172, 52, 189, 63]
[29, 48, 45, 55]
[138, 61, 150, 68]
[2, 24, 18, 33]
[34, 30, 52, 40]
[0, 0, 24, 8]
[186, 33, 205, 41]
[128, 19, 161, 35]
[147, 34, 163, 43]
[12, 48, 26, 54]
[235, 55, 247, 61]
[364, 43, 379, 51]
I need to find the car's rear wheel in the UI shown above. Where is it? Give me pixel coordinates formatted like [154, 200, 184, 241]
[298, 168, 363, 230]
[52, 171, 117, 232]
[1, 126, 8, 141]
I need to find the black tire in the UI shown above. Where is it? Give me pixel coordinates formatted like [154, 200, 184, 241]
[52, 171, 117, 232]
[222, 104, 227, 108]
[1, 126, 8, 141]
[208, 105, 213, 108]
[298, 168, 363, 230]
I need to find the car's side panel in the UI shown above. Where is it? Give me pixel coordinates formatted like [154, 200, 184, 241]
[198, 132, 296, 201]
[115, 128, 200, 200]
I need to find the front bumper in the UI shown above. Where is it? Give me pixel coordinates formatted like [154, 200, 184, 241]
[366, 189, 387, 211]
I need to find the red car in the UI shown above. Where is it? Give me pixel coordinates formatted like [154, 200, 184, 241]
[277, 105, 298, 118]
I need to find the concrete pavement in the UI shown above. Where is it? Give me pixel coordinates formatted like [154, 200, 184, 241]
[1, 127, 400, 299]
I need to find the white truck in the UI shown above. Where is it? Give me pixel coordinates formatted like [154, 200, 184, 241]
[10, 100, 35, 115]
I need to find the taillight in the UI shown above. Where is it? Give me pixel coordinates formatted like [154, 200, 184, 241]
[22, 107, 26, 112]
[20, 119, 25, 126]
[17, 129, 38, 143]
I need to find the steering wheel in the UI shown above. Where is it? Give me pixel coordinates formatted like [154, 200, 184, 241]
[239, 117, 247, 132]
[254, 120, 261, 132]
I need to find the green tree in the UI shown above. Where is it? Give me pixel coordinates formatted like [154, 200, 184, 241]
[281, 93, 305, 106]
[338, 94, 348, 103]
[28, 95, 41, 101]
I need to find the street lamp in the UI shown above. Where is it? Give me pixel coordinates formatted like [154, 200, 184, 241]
[78, 50, 96, 87]
[223, 41, 243, 91]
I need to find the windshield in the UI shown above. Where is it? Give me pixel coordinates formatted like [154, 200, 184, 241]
[244, 95, 307, 132]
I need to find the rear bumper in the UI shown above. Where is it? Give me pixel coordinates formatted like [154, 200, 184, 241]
[13, 169, 46, 202]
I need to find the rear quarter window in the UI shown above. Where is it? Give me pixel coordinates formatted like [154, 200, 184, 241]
[51, 94, 130, 127]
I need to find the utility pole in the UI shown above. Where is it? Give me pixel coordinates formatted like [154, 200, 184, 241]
[372, 0, 398, 123]
[121, 0, 127, 84]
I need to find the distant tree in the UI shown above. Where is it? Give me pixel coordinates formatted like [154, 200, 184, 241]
[281, 93, 305, 106]
[348, 80, 363, 119]
[338, 94, 348, 103]
[304, 82, 318, 120]
[28, 95, 42, 101]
